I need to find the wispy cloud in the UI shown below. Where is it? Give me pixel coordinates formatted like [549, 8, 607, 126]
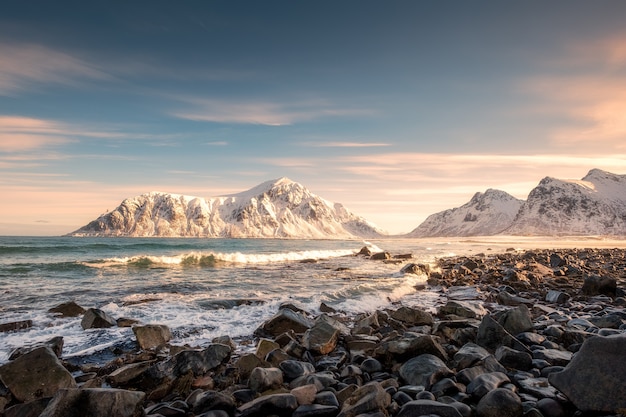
[302, 141, 390, 148]
[0, 43, 110, 95]
[171, 97, 373, 126]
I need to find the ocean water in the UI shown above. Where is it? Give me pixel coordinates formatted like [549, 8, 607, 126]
[0, 235, 623, 364]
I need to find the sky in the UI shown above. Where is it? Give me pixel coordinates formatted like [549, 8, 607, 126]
[1, 1, 626, 236]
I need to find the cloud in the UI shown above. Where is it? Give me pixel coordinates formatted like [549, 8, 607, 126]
[302, 141, 390, 148]
[520, 32, 626, 151]
[171, 97, 373, 126]
[0, 43, 110, 95]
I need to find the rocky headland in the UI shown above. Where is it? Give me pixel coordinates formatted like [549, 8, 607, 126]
[0, 247, 625, 417]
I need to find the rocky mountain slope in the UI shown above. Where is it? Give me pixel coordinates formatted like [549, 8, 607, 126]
[505, 168, 626, 236]
[407, 189, 524, 237]
[69, 178, 386, 239]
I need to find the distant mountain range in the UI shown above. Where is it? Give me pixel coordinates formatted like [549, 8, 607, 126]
[70, 169, 626, 238]
[408, 168, 626, 237]
[69, 177, 386, 239]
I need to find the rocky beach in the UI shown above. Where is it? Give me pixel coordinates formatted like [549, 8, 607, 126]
[1, 247, 625, 417]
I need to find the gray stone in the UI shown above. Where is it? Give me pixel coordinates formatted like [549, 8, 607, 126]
[3, 398, 50, 417]
[495, 346, 533, 371]
[132, 324, 172, 350]
[398, 354, 452, 388]
[466, 372, 510, 398]
[107, 361, 152, 387]
[293, 404, 340, 417]
[0, 320, 32, 333]
[548, 333, 626, 413]
[303, 318, 340, 355]
[582, 274, 617, 296]
[375, 332, 448, 363]
[390, 306, 434, 326]
[186, 389, 235, 415]
[48, 301, 85, 317]
[476, 388, 523, 417]
[397, 399, 463, 417]
[516, 376, 559, 399]
[545, 290, 569, 304]
[39, 388, 145, 417]
[8, 336, 64, 360]
[81, 308, 116, 329]
[454, 343, 490, 369]
[248, 367, 284, 392]
[259, 308, 313, 336]
[280, 360, 316, 381]
[0, 347, 76, 402]
[337, 382, 391, 417]
[496, 305, 534, 336]
[532, 348, 572, 366]
[237, 393, 298, 417]
[439, 300, 487, 319]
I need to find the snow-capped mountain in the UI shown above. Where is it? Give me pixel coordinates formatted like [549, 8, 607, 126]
[407, 189, 524, 237]
[69, 178, 386, 239]
[505, 169, 626, 236]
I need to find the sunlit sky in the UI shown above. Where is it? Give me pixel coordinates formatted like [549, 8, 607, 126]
[2, 1, 626, 236]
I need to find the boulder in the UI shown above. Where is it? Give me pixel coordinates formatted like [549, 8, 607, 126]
[453, 343, 491, 369]
[154, 343, 231, 379]
[439, 300, 487, 319]
[48, 301, 85, 317]
[389, 306, 434, 326]
[398, 354, 453, 388]
[8, 336, 64, 360]
[0, 347, 76, 402]
[476, 315, 526, 352]
[581, 274, 617, 296]
[248, 367, 284, 392]
[280, 360, 316, 382]
[0, 320, 32, 333]
[132, 324, 172, 350]
[81, 308, 116, 329]
[548, 333, 626, 413]
[545, 290, 569, 304]
[2, 398, 50, 417]
[186, 389, 236, 415]
[476, 388, 523, 417]
[39, 388, 145, 417]
[337, 382, 390, 417]
[370, 252, 391, 260]
[400, 263, 430, 275]
[302, 317, 340, 355]
[495, 346, 533, 371]
[375, 332, 448, 363]
[258, 308, 313, 337]
[496, 305, 534, 336]
[107, 361, 152, 387]
[467, 372, 510, 398]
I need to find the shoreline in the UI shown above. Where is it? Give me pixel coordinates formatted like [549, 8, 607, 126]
[0, 247, 625, 416]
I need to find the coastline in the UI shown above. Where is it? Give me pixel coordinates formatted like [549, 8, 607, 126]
[0, 246, 625, 416]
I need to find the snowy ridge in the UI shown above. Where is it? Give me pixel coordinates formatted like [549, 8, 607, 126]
[407, 189, 523, 237]
[70, 178, 386, 239]
[505, 169, 626, 236]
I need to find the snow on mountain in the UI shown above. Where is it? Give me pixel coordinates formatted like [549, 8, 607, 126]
[407, 189, 524, 237]
[69, 178, 387, 239]
[505, 169, 626, 236]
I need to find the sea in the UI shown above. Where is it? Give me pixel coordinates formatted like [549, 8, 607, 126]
[1, 235, 623, 364]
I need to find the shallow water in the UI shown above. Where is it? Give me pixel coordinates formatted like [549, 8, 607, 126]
[1, 235, 623, 363]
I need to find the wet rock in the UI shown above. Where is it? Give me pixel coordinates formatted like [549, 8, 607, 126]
[400, 263, 430, 275]
[293, 403, 340, 417]
[532, 348, 572, 366]
[376, 331, 448, 364]
[337, 382, 390, 417]
[186, 389, 235, 415]
[0, 346, 76, 402]
[495, 346, 532, 371]
[48, 301, 85, 317]
[303, 315, 341, 355]
[155, 343, 231, 379]
[133, 324, 172, 350]
[453, 343, 490, 369]
[81, 308, 116, 329]
[398, 354, 452, 388]
[476, 315, 518, 352]
[291, 383, 317, 405]
[258, 308, 313, 337]
[248, 367, 283, 392]
[357, 246, 372, 256]
[496, 304, 534, 336]
[389, 306, 434, 326]
[8, 336, 64, 360]
[548, 333, 626, 413]
[107, 361, 152, 387]
[279, 360, 316, 382]
[0, 320, 32, 333]
[237, 393, 298, 417]
[370, 251, 391, 260]
[466, 372, 510, 398]
[439, 300, 487, 319]
[256, 338, 280, 359]
[3, 398, 50, 417]
[475, 388, 523, 417]
[39, 388, 145, 417]
[397, 399, 463, 417]
[581, 274, 617, 296]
